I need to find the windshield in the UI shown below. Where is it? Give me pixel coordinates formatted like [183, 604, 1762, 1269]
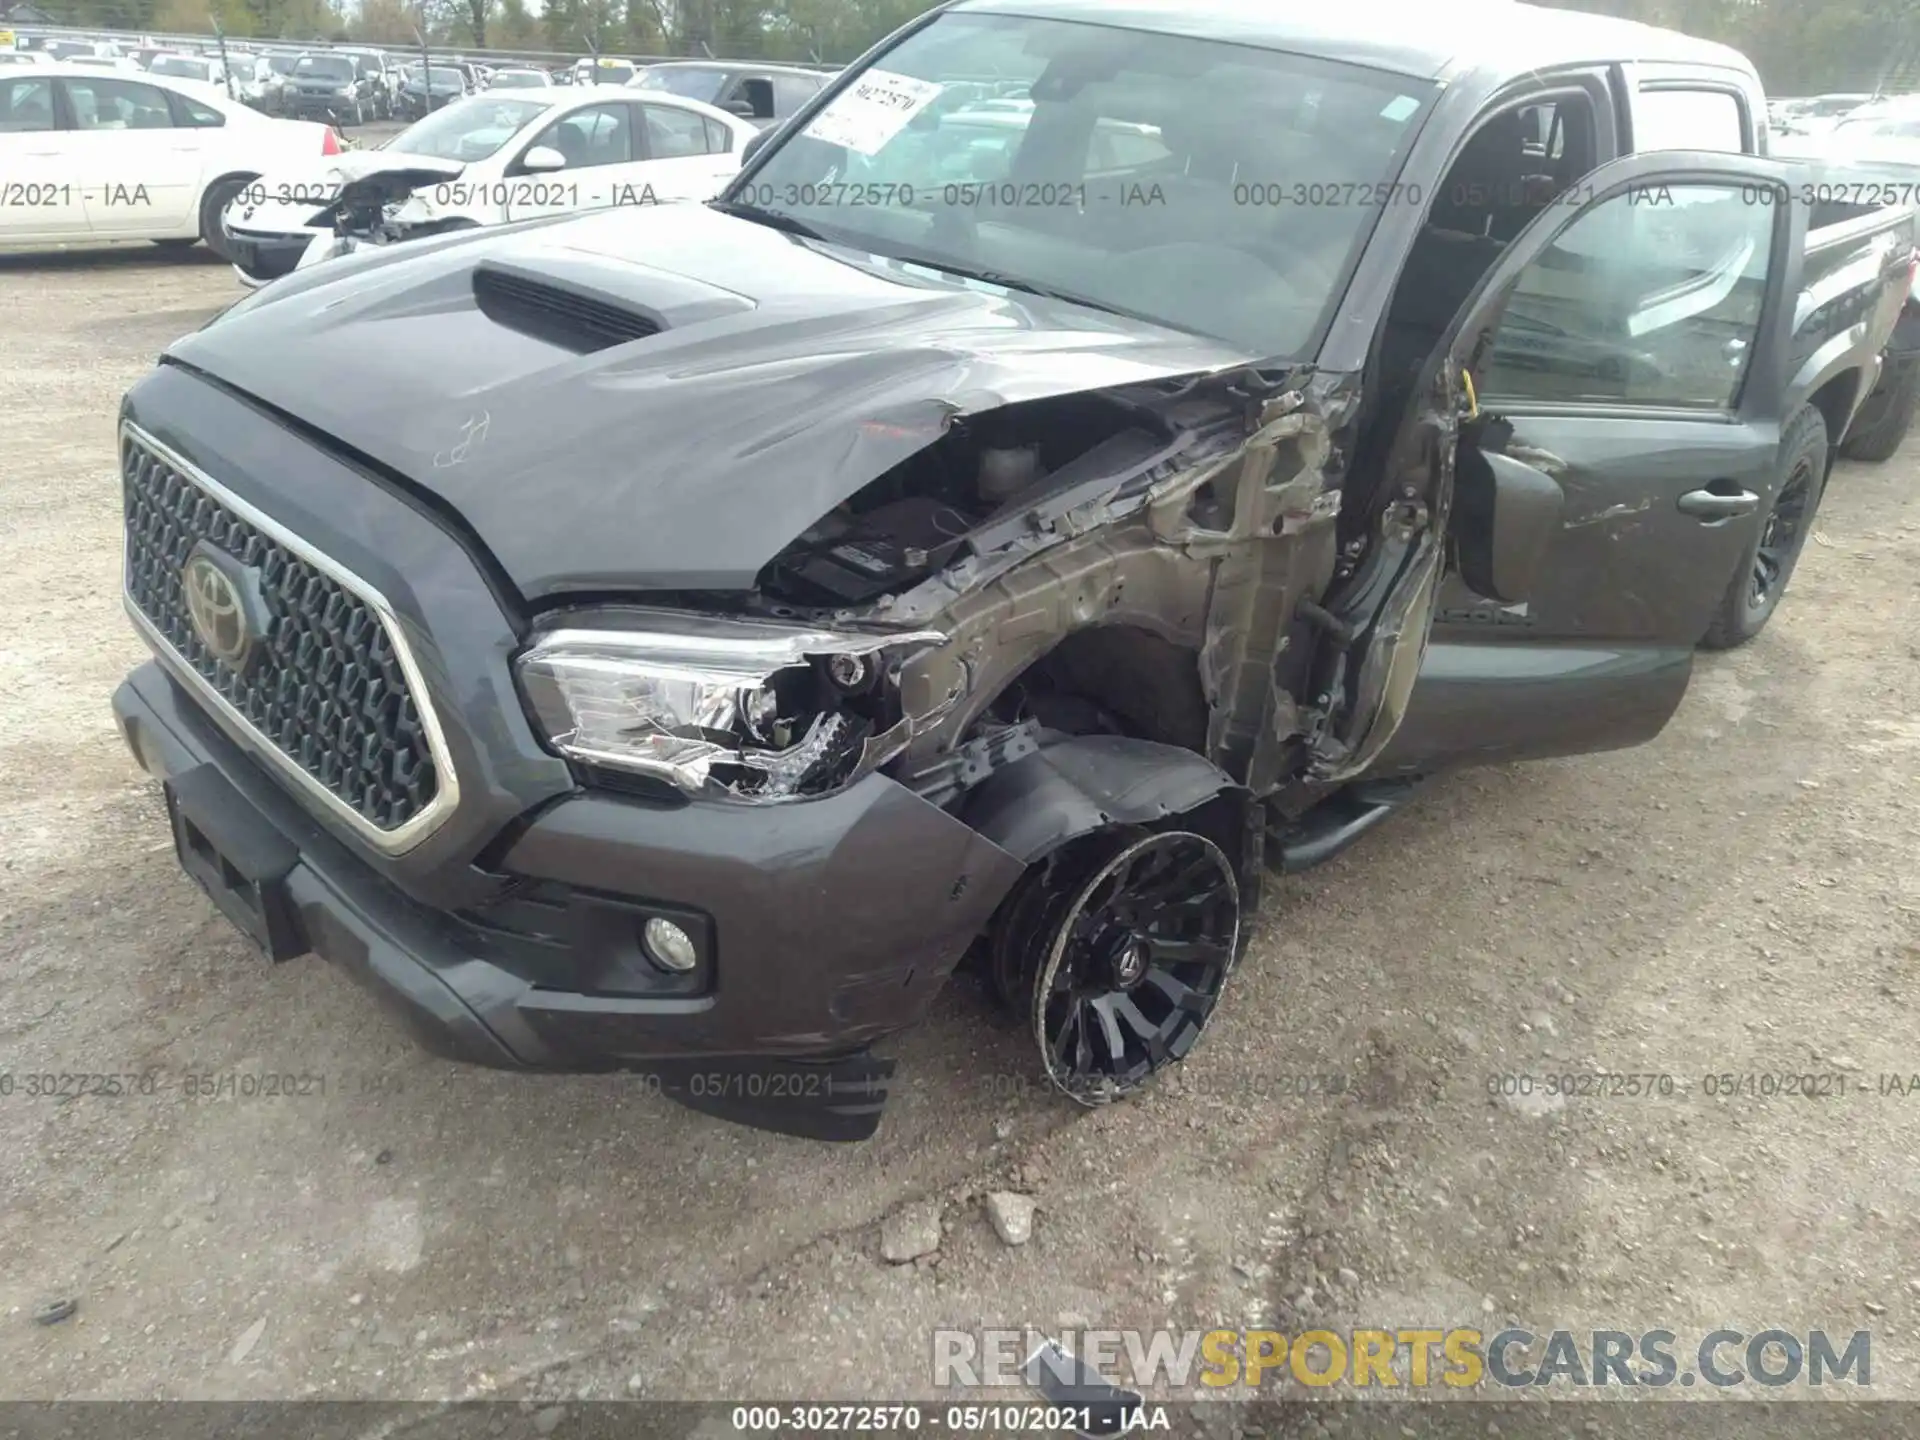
[149, 55, 211, 80]
[295, 56, 355, 81]
[579, 59, 635, 84]
[734, 12, 1435, 358]
[265, 54, 299, 74]
[637, 65, 728, 103]
[385, 96, 547, 159]
[490, 70, 547, 88]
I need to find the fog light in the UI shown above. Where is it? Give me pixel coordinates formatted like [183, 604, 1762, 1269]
[642, 917, 699, 973]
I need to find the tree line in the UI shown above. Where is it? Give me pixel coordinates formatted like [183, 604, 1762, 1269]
[20, 0, 1920, 92]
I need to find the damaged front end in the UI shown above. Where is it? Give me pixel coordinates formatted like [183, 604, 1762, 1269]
[520, 366, 1355, 813]
[312, 166, 473, 258]
[737, 366, 1350, 798]
[231, 165, 472, 285]
[515, 365, 1358, 1102]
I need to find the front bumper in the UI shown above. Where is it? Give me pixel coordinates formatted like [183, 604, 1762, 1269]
[113, 659, 1023, 1139]
[287, 93, 356, 121]
[220, 223, 312, 285]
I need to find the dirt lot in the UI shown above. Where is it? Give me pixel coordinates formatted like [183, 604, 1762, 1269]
[2, 242, 1918, 1423]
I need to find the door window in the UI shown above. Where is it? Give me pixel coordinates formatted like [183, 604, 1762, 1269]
[721, 77, 774, 121]
[641, 103, 712, 158]
[528, 102, 632, 168]
[0, 76, 55, 131]
[1479, 181, 1775, 410]
[63, 77, 177, 130]
[771, 73, 819, 116]
[1634, 88, 1747, 154]
[168, 91, 226, 128]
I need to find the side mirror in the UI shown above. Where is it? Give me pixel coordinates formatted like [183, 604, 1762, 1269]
[521, 145, 567, 173]
[1453, 444, 1564, 604]
[740, 128, 773, 166]
[725, 97, 757, 119]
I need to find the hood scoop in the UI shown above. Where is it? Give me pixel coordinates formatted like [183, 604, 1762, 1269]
[472, 263, 664, 353]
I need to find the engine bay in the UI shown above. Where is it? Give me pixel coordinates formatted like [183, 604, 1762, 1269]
[755, 391, 1185, 609]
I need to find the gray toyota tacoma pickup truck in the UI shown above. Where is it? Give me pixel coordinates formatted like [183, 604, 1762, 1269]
[112, 0, 1915, 1138]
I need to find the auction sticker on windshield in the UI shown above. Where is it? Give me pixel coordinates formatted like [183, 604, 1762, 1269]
[802, 69, 945, 156]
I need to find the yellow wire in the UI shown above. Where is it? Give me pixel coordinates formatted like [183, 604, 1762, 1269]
[1461, 368, 1479, 418]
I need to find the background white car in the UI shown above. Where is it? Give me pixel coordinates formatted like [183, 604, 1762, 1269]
[0, 63, 342, 251]
[486, 68, 553, 90]
[220, 85, 754, 286]
[59, 54, 143, 74]
[146, 52, 228, 90]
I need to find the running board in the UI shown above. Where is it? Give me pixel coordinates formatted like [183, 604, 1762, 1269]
[1267, 778, 1424, 873]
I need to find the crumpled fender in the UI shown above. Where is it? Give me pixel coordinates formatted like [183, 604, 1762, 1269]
[957, 734, 1243, 865]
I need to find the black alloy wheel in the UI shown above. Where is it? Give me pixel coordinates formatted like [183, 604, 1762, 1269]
[1750, 452, 1816, 612]
[1024, 830, 1240, 1106]
[1701, 402, 1828, 649]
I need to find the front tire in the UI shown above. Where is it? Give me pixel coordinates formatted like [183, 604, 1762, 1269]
[1840, 353, 1920, 462]
[1701, 404, 1828, 650]
[996, 828, 1241, 1107]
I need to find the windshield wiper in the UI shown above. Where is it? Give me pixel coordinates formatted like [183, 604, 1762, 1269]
[707, 198, 830, 242]
[885, 252, 1148, 323]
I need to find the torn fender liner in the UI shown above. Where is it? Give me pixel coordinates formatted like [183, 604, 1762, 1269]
[959, 735, 1244, 865]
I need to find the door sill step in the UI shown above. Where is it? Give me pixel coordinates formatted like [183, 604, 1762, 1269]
[1268, 778, 1424, 873]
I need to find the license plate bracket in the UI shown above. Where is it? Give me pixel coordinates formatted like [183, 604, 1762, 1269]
[165, 764, 308, 963]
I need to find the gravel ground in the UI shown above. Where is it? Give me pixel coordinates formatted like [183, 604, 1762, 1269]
[1, 243, 1918, 1423]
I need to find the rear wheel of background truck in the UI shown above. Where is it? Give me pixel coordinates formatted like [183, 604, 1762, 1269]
[196, 174, 256, 264]
[990, 827, 1241, 1107]
[1840, 354, 1920, 462]
[1701, 404, 1828, 650]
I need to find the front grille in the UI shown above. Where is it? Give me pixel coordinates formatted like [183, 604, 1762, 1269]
[121, 430, 443, 836]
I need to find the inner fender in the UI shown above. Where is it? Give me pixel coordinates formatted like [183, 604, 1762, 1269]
[958, 734, 1244, 865]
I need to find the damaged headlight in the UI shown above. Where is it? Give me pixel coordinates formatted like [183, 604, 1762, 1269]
[515, 611, 946, 800]
[388, 193, 439, 227]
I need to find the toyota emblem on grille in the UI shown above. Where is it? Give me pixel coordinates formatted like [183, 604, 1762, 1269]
[182, 543, 263, 672]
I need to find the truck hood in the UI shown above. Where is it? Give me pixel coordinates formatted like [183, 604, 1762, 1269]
[166, 203, 1253, 601]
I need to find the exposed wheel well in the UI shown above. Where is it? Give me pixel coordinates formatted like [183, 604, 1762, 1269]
[988, 625, 1211, 753]
[204, 170, 260, 197]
